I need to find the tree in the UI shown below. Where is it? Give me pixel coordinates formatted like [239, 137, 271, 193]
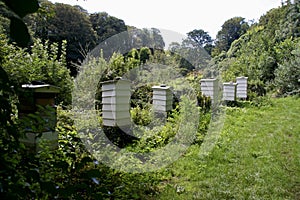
[258, 3, 289, 41]
[89, 12, 127, 44]
[24, 0, 56, 41]
[128, 27, 165, 50]
[213, 17, 249, 55]
[150, 28, 165, 49]
[168, 31, 212, 74]
[186, 29, 214, 55]
[281, 0, 300, 39]
[25, 2, 98, 76]
[50, 3, 97, 74]
[187, 29, 213, 48]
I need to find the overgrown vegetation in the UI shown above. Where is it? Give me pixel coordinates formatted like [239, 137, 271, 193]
[212, 1, 300, 97]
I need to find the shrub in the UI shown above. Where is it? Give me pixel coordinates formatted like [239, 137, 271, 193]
[274, 40, 300, 96]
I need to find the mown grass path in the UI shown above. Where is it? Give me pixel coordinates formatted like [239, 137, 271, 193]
[157, 97, 300, 200]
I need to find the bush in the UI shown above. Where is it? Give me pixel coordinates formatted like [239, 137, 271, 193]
[247, 79, 267, 100]
[194, 110, 211, 145]
[2, 39, 73, 105]
[131, 105, 153, 126]
[274, 40, 300, 96]
[131, 85, 153, 109]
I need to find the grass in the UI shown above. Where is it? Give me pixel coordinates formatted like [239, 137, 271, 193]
[155, 96, 300, 199]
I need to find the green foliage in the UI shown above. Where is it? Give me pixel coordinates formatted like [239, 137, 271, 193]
[213, 3, 300, 97]
[131, 85, 153, 108]
[0, 34, 26, 198]
[128, 27, 165, 50]
[213, 17, 249, 56]
[132, 115, 179, 153]
[20, 105, 57, 135]
[187, 29, 213, 48]
[131, 105, 153, 126]
[194, 111, 211, 145]
[130, 97, 196, 153]
[2, 39, 73, 105]
[274, 39, 300, 96]
[250, 95, 273, 107]
[168, 41, 211, 75]
[1, 1, 299, 199]
[24, 0, 56, 41]
[139, 47, 152, 64]
[89, 12, 127, 44]
[50, 3, 97, 71]
[0, 106, 116, 198]
[259, 4, 289, 41]
[24, 1, 97, 75]
[52, 106, 161, 199]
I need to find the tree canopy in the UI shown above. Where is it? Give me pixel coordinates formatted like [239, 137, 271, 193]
[90, 12, 127, 44]
[187, 29, 213, 48]
[213, 17, 249, 56]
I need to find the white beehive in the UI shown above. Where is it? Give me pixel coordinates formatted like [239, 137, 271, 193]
[223, 82, 238, 101]
[101, 79, 131, 127]
[200, 79, 219, 105]
[152, 85, 173, 112]
[236, 76, 248, 99]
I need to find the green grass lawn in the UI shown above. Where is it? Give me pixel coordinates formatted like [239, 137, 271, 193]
[156, 97, 300, 199]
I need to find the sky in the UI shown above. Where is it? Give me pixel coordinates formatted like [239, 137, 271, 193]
[49, 0, 282, 39]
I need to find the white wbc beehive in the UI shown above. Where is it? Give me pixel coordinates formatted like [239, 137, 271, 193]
[101, 79, 131, 127]
[200, 79, 219, 105]
[152, 85, 173, 112]
[223, 82, 238, 101]
[236, 76, 248, 99]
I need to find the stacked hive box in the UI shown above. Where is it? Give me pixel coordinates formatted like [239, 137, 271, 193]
[152, 85, 173, 113]
[101, 80, 131, 127]
[223, 82, 238, 101]
[200, 79, 219, 105]
[236, 76, 248, 99]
